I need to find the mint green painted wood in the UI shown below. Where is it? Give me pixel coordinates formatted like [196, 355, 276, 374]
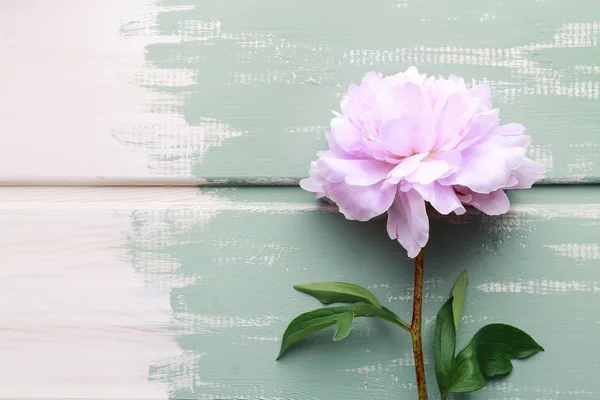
[115, 0, 599, 183]
[122, 186, 600, 399]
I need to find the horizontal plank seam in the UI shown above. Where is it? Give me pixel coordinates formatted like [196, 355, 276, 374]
[0, 178, 599, 187]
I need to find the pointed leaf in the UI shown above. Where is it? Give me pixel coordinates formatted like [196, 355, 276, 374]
[277, 302, 412, 360]
[294, 282, 382, 308]
[353, 303, 410, 332]
[434, 298, 456, 399]
[445, 344, 486, 394]
[451, 271, 468, 333]
[333, 311, 354, 341]
[447, 323, 544, 394]
[277, 306, 354, 359]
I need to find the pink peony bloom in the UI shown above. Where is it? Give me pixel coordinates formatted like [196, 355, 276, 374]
[300, 67, 544, 258]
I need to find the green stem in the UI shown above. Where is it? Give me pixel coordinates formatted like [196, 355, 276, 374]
[411, 249, 428, 400]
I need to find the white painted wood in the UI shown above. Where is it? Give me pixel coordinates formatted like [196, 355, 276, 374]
[0, 193, 185, 399]
[0, 0, 183, 181]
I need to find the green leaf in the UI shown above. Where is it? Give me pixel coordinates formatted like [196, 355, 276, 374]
[277, 302, 412, 359]
[445, 343, 486, 394]
[434, 298, 457, 399]
[277, 306, 354, 359]
[353, 303, 410, 331]
[447, 324, 544, 394]
[294, 282, 382, 308]
[435, 272, 544, 398]
[333, 311, 354, 341]
[451, 271, 468, 333]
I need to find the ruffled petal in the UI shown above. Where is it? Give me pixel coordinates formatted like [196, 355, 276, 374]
[379, 82, 435, 155]
[441, 136, 526, 193]
[405, 159, 450, 185]
[404, 150, 461, 185]
[506, 157, 545, 189]
[495, 133, 531, 148]
[381, 116, 434, 157]
[454, 109, 500, 152]
[386, 153, 429, 185]
[299, 161, 327, 198]
[344, 72, 384, 130]
[386, 189, 429, 258]
[412, 182, 465, 215]
[404, 66, 426, 84]
[317, 157, 394, 186]
[469, 81, 491, 109]
[461, 189, 510, 215]
[328, 180, 396, 222]
[433, 91, 480, 151]
[327, 117, 363, 157]
[494, 122, 526, 136]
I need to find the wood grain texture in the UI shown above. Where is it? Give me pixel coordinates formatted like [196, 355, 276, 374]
[0, 204, 182, 399]
[1, 186, 599, 399]
[0, 0, 598, 184]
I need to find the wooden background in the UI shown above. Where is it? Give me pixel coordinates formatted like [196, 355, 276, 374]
[0, 1, 598, 399]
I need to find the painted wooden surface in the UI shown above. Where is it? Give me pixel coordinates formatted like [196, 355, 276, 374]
[1, 186, 599, 399]
[1, 0, 599, 399]
[1, 1, 599, 184]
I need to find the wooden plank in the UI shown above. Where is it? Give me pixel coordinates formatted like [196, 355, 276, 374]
[0, 186, 599, 399]
[0, 1, 598, 184]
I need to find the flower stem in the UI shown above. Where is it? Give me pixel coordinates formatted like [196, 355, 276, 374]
[411, 249, 427, 400]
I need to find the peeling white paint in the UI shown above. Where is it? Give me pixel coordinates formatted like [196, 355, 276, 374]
[112, 118, 244, 177]
[528, 144, 555, 173]
[343, 21, 600, 102]
[344, 351, 416, 374]
[490, 381, 600, 397]
[134, 67, 197, 88]
[478, 279, 600, 294]
[174, 313, 277, 331]
[544, 243, 600, 260]
[242, 335, 281, 342]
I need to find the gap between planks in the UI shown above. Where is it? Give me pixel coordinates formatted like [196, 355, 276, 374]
[0, 177, 599, 187]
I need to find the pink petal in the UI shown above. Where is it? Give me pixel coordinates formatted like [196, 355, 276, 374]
[469, 81, 491, 109]
[441, 137, 526, 193]
[448, 74, 467, 91]
[360, 136, 391, 162]
[494, 122, 526, 136]
[381, 116, 434, 157]
[495, 134, 531, 148]
[379, 82, 435, 155]
[386, 189, 429, 258]
[506, 157, 545, 189]
[412, 182, 465, 215]
[454, 109, 500, 152]
[299, 161, 327, 198]
[405, 160, 449, 185]
[405, 150, 461, 185]
[386, 153, 429, 185]
[434, 92, 480, 151]
[344, 72, 384, 128]
[464, 189, 510, 215]
[327, 117, 363, 157]
[328, 180, 396, 222]
[317, 157, 394, 186]
[403, 66, 427, 85]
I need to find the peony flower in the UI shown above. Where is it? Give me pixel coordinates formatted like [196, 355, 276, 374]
[300, 67, 544, 258]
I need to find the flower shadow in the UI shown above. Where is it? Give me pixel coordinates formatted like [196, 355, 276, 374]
[313, 203, 491, 285]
